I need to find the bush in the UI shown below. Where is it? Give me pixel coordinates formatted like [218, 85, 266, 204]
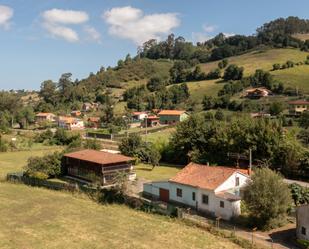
[223, 64, 244, 81]
[24, 151, 64, 178]
[243, 168, 292, 230]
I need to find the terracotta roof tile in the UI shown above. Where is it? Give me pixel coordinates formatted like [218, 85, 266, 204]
[158, 110, 186, 116]
[64, 149, 133, 166]
[169, 162, 249, 190]
[288, 100, 309, 105]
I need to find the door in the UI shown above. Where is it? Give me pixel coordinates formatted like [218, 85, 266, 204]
[159, 188, 169, 202]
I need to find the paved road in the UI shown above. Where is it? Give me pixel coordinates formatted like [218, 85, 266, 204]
[284, 179, 309, 188]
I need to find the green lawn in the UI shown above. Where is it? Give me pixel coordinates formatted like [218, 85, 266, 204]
[135, 163, 182, 181]
[271, 65, 309, 93]
[0, 145, 61, 180]
[187, 79, 224, 100]
[141, 128, 175, 144]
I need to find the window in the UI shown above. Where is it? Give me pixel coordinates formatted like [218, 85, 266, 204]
[302, 226, 307, 235]
[192, 192, 196, 201]
[176, 188, 182, 197]
[202, 194, 209, 204]
[220, 201, 225, 208]
[236, 177, 240, 187]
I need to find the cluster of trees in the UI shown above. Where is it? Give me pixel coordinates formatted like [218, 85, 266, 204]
[272, 56, 309, 71]
[166, 114, 309, 178]
[124, 83, 190, 111]
[139, 34, 209, 62]
[119, 133, 160, 168]
[290, 183, 309, 206]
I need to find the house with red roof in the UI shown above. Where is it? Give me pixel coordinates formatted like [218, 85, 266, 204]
[288, 100, 309, 115]
[143, 162, 250, 220]
[157, 110, 189, 125]
[63, 149, 134, 185]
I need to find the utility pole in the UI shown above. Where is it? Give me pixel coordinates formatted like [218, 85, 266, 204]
[145, 116, 148, 143]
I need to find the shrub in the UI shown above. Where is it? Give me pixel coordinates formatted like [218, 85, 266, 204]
[24, 151, 63, 178]
[243, 168, 292, 230]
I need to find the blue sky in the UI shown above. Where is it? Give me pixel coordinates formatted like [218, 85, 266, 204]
[1, 0, 309, 90]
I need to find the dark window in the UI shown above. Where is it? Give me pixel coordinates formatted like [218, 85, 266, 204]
[220, 201, 225, 208]
[236, 177, 240, 186]
[302, 227, 307, 235]
[202, 194, 209, 204]
[192, 192, 196, 201]
[176, 188, 182, 197]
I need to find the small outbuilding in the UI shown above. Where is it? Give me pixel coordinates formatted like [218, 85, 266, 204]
[63, 149, 134, 185]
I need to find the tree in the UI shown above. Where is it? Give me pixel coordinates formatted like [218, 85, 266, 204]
[214, 109, 224, 121]
[24, 151, 63, 179]
[119, 133, 143, 157]
[202, 96, 215, 110]
[223, 64, 244, 81]
[40, 80, 58, 105]
[269, 102, 284, 116]
[272, 63, 281, 71]
[15, 106, 35, 129]
[218, 59, 228, 69]
[243, 168, 292, 229]
[146, 77, 166, 92]
[289, 183, 309, 206]
[300, 111, 309, 129]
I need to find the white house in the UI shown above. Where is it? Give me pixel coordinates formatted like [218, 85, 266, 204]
[58, 116, 84, 130]
[296, 205, 309, 241]
[35, 113, 56, 123]
[144, 163, 251, 220]
[132, 111, 148, 121]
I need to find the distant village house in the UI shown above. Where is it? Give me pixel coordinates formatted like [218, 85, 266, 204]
[35, 113, 56, 123]
[71, 110, 82, 117]
[288, 100, 309, 115]
[144, 163, 250, 220]
[158, 110, 189, 125]
[58, 116, 84, 130]
[132, 111, 148, 121]
[142, 115, 160, 128]
[63, 149, 134, 185]
[245, 87, 272, 99]
[87, 117, 101, 129]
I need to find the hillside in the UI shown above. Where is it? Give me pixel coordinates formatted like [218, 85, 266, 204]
[200, 48, 309, 76]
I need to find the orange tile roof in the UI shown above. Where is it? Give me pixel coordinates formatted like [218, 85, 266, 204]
[158, 110, 186, 116]
[36, 112, 54, 117]
[169, 162, 249, 190]
[64, 149, 133, 166]
[88, 117, 100, 122]
[288, 100, 309, 105]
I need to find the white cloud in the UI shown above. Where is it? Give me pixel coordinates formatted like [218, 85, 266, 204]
[42, 9, 88, 25]
[41, 9, 90, 43]
[84, 25, 102, 43]
[103, 6, 180, 44]
[192, 32, 212, 43]
[223, 32, 235, 37]
[202, 24, 217, 33]
[0, 5, 13, 30]
[43, 22, 79, 42]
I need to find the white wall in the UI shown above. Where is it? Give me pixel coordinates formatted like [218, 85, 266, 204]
[143, 181, 170, 197]
[297, 205, 309, 241]
[169, 182, 197, 208]
[197, 188, 241, 220]
[215, 172, 249, 193]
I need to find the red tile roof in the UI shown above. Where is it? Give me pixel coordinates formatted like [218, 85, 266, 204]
[36, 112, 55, 117]
[64, 149, 133, 166]
[88, 117, 100, 122]
[169, 162, 249, 190]
[158, 110, 186, 116]
[288, 100, 309, 105]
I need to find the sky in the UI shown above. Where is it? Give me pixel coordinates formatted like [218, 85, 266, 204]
[1, 0, 309, 90]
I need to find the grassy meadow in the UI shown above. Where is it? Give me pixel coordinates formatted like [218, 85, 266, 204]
[0, 145, 62, 180]
[135, 163, 181, 181]
[200, 48, 309, 76]
[0, 182, 243, 249]
[0, 147, 242, 249]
